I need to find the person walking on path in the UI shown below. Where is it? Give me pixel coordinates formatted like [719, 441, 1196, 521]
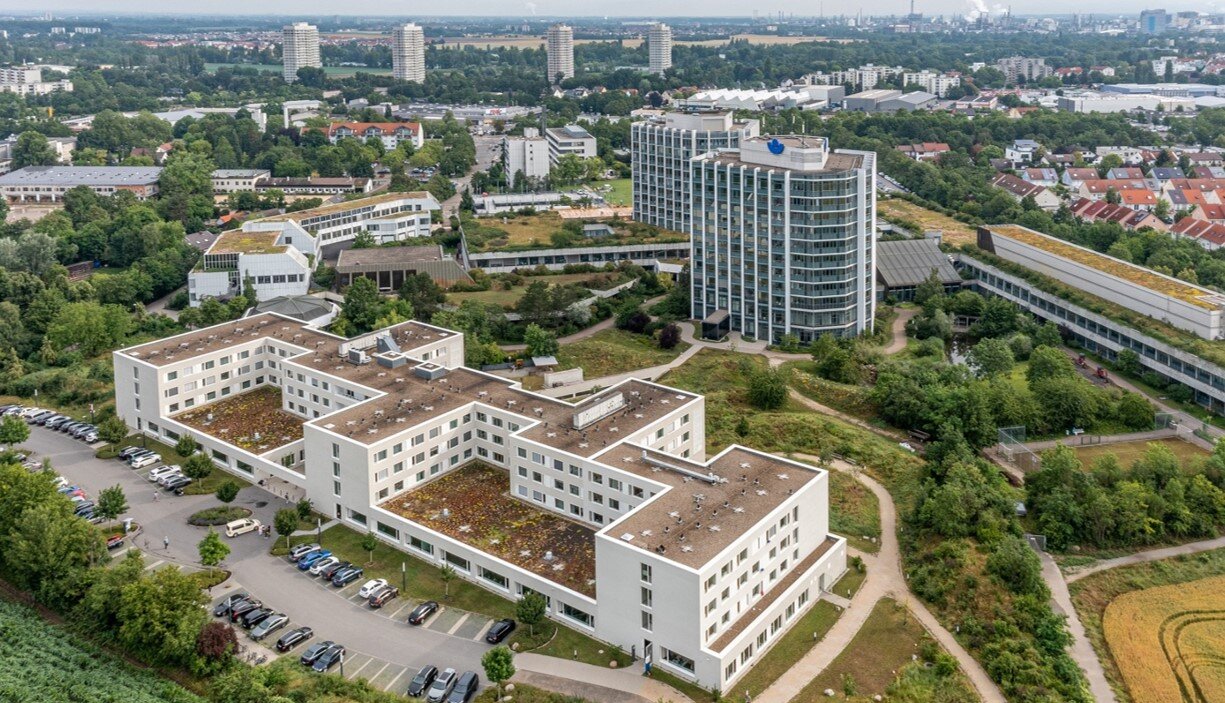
[153, 490, 159, 501]
[162, 536, 170, 550]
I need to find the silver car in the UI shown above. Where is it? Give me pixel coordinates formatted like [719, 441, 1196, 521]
[250, 613, 289, 640]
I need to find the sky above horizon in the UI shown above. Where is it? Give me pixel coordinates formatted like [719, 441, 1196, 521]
[7, 1, 1192, 20]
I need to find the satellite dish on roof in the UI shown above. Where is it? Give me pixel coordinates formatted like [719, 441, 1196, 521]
[767, 138, 785, 155]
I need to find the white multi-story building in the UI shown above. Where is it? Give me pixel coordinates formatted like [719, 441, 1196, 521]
[546, 24, 575, 83]
[282, 22, 321, 83]
[803, 65, 904, 91]
[392, 23, 426, 83]
[503, 127, 551, 181]
[691, 136, 877, 343]
[188, 224, 315, 305]
[995, 56, 1052, 83]
[631, 111, 759, 233]
[902, 70, 961, 97]
[648, 23, 673, 75]
[252, 191, 440, 251]
[211, 169, 271, 194]
[323, 121, 425, 151]
[0, 66, 73, 96]
[544, 124, 597, 165]
[113, 315, 845, 693]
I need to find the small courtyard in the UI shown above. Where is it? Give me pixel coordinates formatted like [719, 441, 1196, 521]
[383, 463, 597, 596]
[174, 386, 304, 452]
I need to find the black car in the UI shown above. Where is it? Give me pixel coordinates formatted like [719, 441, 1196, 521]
[484, 619, 516, 644]
[229, 599, 263, 623]
[331, 566, 363, 587]
[319, 560, 351, 580]
[369, 585, 399, 609]
[312, 643, 345, 672]
[73, 501, 95, 516]
[299, 640, 335, 666]
[213, 592, 250, 617]
[407, 665, 438, 697]
[447, 672, 479, 703]
[276, 626, 314, 652]
[240, 607, 274, 630]
[289, 543, 321, 562]
[408, 600, 439, 625]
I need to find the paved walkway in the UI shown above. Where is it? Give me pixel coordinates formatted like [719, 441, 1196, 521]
[1065, 534, 1225, 584]
[883, 308, 918, 355]
[751, 455, 1007, 703]
[516, 653, 690, 703]
[1039, 553, 1117, 703]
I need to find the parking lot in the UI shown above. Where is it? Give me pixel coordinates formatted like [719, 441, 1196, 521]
[25, 424, 496, 698]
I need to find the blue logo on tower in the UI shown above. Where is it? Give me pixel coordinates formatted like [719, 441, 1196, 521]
[767, 138, 785, 155]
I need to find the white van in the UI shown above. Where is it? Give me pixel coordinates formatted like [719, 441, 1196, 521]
[225, 518, 262, 538]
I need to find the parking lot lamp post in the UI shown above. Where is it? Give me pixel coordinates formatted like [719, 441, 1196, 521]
[401, 561, 406, 592]
[316, 517, 321, 541]
[339, 651, 345, 678]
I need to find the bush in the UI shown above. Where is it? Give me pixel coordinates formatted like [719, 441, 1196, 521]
[747, 367, 788, 410]
[187, 506, 251, 526]
[658, 323, 681, 350]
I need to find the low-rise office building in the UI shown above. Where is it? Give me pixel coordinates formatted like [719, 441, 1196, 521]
[188, 225, 316, 305]
[253, 191, 440, 251]
[545, 125, 597, 164]
[113, 317, 846, 693]
[254, 176, 373, 196]
[0, 165, 162, 202]
[503, 128, 551, 181]
[336, 244, 471, 290]
[461, 238, 690, 273]
[212, 169, 272, 194]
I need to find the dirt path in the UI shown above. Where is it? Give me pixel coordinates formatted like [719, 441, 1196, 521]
[1039, 553, 1118, 703]
[1065, 534, 1225, 584]
[883, 308, 918, 355]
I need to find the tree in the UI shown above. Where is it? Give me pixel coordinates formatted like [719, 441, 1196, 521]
[195, 621, 238, 674]
[296, 498, 313, 521]
[96, 484, 128, 522]
[351, 231, 376, 249]
[1033, 322, 1063, 349]
[516, 591, 547, 635]
[986, 536, 1046, 597]
[913, 270, 945, 307]
[1027, 346, 1076, 385]
[175, 435, 199, 457]
[158, 151, 216, 231]
[361, 531, 378, 565]
[182, 452, 215, 480]
[523, 324, 559, 358]
[46, 301, 132, 357]
[747, 367, 787, 410]
[439, 563, 456, 597]
[0, 414, 30, 447]
[215, 481, 240, 505]
[98, 416, 129, 446]
[12, 131, 57, 169]
[1115, 348, 1143, 376]
[482, 646, 516, 697]
[1116, 392, 1155, 430]
[967, 337, 1014, 378]
[5, 502, 106, 608]
[117, 565, 208, 666]
[341, 276, 383, 334]
[658, 323, 681, 350]
[398, 273, 446, 319]
[197, 528, 230, 577]
[273, 508, 299, 550]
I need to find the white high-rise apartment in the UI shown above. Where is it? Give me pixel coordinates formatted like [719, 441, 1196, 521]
[392, 23, 426, 83]
[282, 22, 321, 83]
[648, 23, 673, 75]
[546, 24, 575, 83]
[691, 136, 877, 343]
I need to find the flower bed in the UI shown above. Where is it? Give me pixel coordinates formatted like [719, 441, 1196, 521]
[383, 463, 596, 596]
[174, 386, 303, 452]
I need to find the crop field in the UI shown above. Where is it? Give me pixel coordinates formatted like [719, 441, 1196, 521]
[1104, 574, 1225, 703]
[0, 598, 202, 703]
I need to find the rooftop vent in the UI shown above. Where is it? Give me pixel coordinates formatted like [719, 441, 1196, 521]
[572, 392, 625, 430]
[347, 349, 371, 365]
[412, 362, 448, 381]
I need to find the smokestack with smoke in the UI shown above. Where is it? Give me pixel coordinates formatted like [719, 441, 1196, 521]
[525, 2, 538, 15]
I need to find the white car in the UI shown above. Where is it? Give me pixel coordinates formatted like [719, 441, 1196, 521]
[309, 556, 341, 576]
[357, 578, 389, 599]
[130, 453, 162, 469]
[225, 518, 262, 538]
[52, 476, 68, 489]
[148, 465, 181, 482]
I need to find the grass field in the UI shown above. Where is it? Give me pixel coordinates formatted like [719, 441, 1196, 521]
[601, 178, 632, 207]
[1105, 574, 1225, 703]
[1068, 437, 1208, 470]
[1070, 548, 1225, 703]
[877, 198, 977, 247]
[791, 598, 978, 703]
[828, 471, 881, 554]
[553, 329, 689, 378]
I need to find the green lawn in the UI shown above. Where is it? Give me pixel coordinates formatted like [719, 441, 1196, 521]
[554, 329, 689, 379]
[828, 471, 881, 554]
[1068, 436, 1208, 470]
[475, 683, 593, 703]
[448, 273, 624, 310]
[601, 178, 632, 207]
[277, 525, 621, 668]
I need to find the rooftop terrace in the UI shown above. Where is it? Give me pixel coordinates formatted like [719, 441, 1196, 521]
[206, 230, 286, 256]
[382, 462, 596, 596]
[259, 191, 434, 223]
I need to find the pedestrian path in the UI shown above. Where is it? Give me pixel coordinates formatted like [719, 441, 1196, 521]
[515, 653, 690, 703]
[1039, 553, 1117, 703]
[1064, 534, 1225, 583]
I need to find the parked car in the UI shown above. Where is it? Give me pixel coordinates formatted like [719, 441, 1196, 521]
[297, 550, 332, 571]
[148, 465, 180, 482]
[484, 619, 516, 644]
[250, 613, 288, 640]
[72, 501, 95, 516]
[357, 578, 388, 599]
[308, 556, 340, 576]
[240, 607, 274, 630]
[71, 424, 96, 439]
[426, 668, 457, 703]
[299, 640, 334, 666]
[331, 566, 363, 587]
[81, 430, 99, 443]
[156, 470, 186, 487]
[20, 407, 46, 419]
[229, 599, 264, 623]
[276, 626, 314, 652]
[39, 414, 66, 426]
[407, 665, 438, 698]
[312, 644, 345, 672]
[447, 672, 479, 703]
[27, 410, 54, 423]
[106, 535, 125, 550]
[46, 416, 72, 429]
[289, 543, 320, 562]
[162, 476, 193, 493]
[131, 453, 162, 469]
[225, 518, 262, 538]
[117, 446, 142, 460]
[126, 449, 155, 464]
[319, 560, 351, 580]
[408, 601, 439, 626]
[368, 585, 399, 609]
[213, 592, 250, 617]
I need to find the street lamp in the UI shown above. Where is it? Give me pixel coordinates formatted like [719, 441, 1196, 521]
[401, 561, 407, 592]
[316, 517, 321, 541]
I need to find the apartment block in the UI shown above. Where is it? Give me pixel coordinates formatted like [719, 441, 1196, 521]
[546, 24, 575, 83]
[323, 121, 425, 151]
[392, 23, 426, 83]
[901, 70, 961, 98]
[0, 65, 73, 96]
[188, 225, 315, 305]
[631, 111, 760, 233]
[113, 317, 846, 693]
[995, 56, 1052, 83]
[503, 127, 551, 181]
[282, 23, 321, 83]
[545, 125, 597, 164]
[252, 191, 440, 251]
[691, 136, 877, 343]
[648, 23, 673, 75]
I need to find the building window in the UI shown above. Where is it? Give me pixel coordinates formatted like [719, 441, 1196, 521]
[661, 648, 694, 674]
[561, 603, 593, 628]
[641, 611, 653, 631]
[479, 567, 509, 589]
[376, 522, 399, 539]
[641, 563, 652, 584]
[641, 587, 652, 607]
[409, 536, 433, 555]
[444, 553, 470, 572]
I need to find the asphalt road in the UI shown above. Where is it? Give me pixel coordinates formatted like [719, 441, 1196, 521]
[25, 425, 495, 696]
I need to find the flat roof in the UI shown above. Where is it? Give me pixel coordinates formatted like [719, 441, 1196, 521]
[699, 149, 864, 173]
[206, 230, 285, 256]
[876, 238, 960, 288]
[337, 245, 444, 268]
[212, 169, 270, 178]
[0, 165, 162, 186]
[985, 224, 1224, 311]
[260, 191, 434, 223]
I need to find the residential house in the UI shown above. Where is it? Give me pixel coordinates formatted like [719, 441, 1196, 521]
[1185, 152, 1225, 167]
[1189, 203, 1225, 224]
[1062, 168, 1101, 190]
[1172, 217, 1225, 250]
[1069, 197, 1167, 230]
[1106, 167, 1146, 180]
[1019, 168, 1059, 187]
[1079, 178, 1158, 202]
[895, 142, 950, 162]
[1191, 166, 1225, 179]
[322, 121, 425, 150]
[1151, 167, 1185, 183]
[992, 173, 1061, 210]
[1006, 139, 1042, 164]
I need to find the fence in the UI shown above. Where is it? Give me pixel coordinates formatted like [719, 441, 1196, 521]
[997, 425, 1040, 473]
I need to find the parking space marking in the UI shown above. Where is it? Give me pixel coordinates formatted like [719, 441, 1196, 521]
[348, 656, 375, 680]
[446, 612, 470, 635]
[388, 600, 415, 620]
[145, 559, 165, 570]
[364, 661, 390, 684]
[382, 665, 409, 692]
[457, 616, 489, 641]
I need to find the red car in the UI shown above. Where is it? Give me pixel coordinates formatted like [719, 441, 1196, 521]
[106, 535, 125, 550]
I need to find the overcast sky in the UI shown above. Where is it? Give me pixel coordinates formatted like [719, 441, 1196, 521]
[10, 1, 1175, 19]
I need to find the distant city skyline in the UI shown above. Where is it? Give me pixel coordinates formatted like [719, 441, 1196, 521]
[8, 2, 1212, 19]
